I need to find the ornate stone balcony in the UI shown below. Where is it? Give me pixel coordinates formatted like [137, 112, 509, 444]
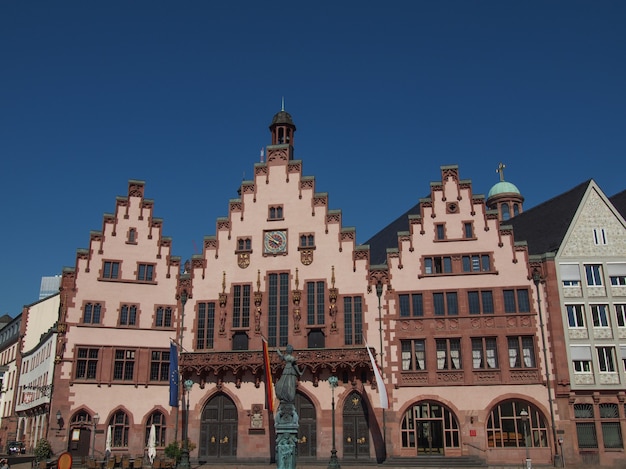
[180, 346, 374, 387]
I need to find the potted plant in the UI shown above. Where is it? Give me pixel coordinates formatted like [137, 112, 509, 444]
[34, 439, 53, 462]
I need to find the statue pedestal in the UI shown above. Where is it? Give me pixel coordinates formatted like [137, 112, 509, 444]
[275, 403, 299, 469]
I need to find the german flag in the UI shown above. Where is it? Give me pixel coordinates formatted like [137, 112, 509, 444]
[262, 337, 275, 413]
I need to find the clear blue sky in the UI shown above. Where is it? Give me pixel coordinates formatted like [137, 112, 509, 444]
[1, 1, 624, 317]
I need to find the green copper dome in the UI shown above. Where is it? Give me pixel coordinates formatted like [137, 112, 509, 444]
[488, 181, 521, 199]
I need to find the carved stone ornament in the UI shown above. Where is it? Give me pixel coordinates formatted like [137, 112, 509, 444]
[300, 249, 313, 265]
[238, 252, 250, 269]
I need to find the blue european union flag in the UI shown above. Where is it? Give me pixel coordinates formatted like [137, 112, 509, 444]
[169, 342, 179, 407]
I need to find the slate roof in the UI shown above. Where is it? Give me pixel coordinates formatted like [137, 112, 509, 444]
[364, 201, 421, 266]
[610, 189, 626, 219]
[506, 180, 591, 256]
[365, 179, 624, 265]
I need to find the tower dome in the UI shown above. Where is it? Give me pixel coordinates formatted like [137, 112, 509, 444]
[486, 163, 524, 221]
[268, 104, 296, 148]
[487, 181, 521, 199]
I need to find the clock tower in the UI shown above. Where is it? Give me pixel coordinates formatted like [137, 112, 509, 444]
[267, 103, 296, 164]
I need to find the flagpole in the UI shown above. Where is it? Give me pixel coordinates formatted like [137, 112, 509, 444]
[177, 291, 188, 447]
[375, 282, 387, 460]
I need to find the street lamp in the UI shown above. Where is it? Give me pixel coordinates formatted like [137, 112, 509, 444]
[178, 379, 193, 469]
[328, 376, 340, 469]
[520, 409, 531, 469]
[91, 413, 100, 459]
[175, 289, 188, 442]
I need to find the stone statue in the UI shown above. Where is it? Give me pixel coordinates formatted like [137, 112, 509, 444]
[274, 344, 303, 404]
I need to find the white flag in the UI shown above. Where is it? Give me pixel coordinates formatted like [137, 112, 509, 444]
[366, 343, 389, 409]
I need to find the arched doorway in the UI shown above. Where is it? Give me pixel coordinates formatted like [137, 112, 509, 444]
[342, 391, 370, 460]
[198, 393, 237, 460]
[400, 400, 460, 456]
[295, 392, 316, 459]
[67, 411, 95, 459]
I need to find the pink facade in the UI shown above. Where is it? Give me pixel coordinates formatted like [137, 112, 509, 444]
[42, 109, 580, 466]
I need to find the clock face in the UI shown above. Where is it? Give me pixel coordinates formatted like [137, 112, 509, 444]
[264, 230, 287, 254]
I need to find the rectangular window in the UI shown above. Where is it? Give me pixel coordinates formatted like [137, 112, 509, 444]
[401, 339, 425, 371]
[567, 304, 586, 328]
[119, 304, 137, 326]
[423, 256, 452, 274]
[137, 264, 154, 281]
[615, 304, 626, 327]
[433, 292, 458, 316]
[232, 284, 251, 328]
[462, 254, 491, 273]
[150, 350, 170, 381]
[83, 303, 102, 324]
[464, 222, 473, 238]
[399, 293, 424, 317]
[75, 348, 99, 379]
[306, 281, 325, 325]
[299, 234, 315, 247]
[574, 404, 598, 449]
[155, 306, 172, 328]
[343, 296, 363, 345]
[113, 349, 135, 380]
[503, 289, 530, 313]
[103, 261, 120, 279]
[471, 337, 498, 369]
[503, 290, 516, 313]
[560, 264, 581, 286]
[591, 304, 610, 328]
[436, 224, 445, 240]
[269, 205, 283, 220]
[508, 336, 535, 368]
[436, 338, 462, 370]
[268, 272, 289, 347]
[468, 291, 494, 314]
[597, 346, 616, 372]
[608, 263, 626, 286]
[585, 264, 603, 286]
[196, 302, 215, 349]
[571, 346, 592, 373]
[600, 404, 623, 449]
[593, 228, 608, 245]
[237, 237, 252, 251]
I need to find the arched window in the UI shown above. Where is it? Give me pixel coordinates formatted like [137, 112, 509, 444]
[502, 203, 510, 221]
[145, 411, 166, 447]
[400, 400, 460, 452]
[513, 204, 520, 217]
[110, 411, 130, 448]
[486, 400, 548, 448]
[71, 410, 91, 426]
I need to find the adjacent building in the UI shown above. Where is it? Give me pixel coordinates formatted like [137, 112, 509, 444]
[509, 180, 626, 467]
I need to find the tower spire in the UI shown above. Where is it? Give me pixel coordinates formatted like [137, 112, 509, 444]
[281, 96, 285, 111]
